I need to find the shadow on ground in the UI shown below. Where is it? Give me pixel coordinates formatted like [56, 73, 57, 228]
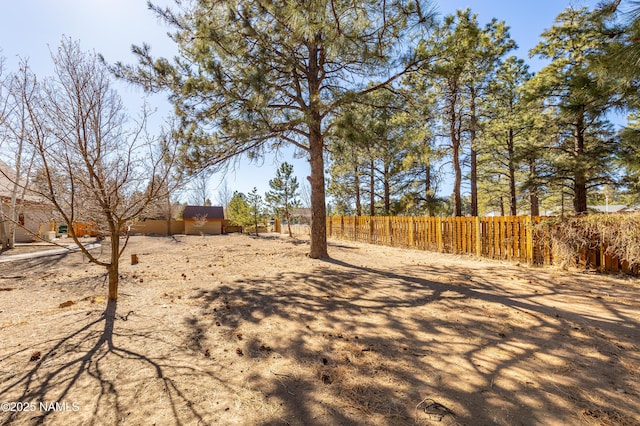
[1, 236, 638, 425]
[190, 254, 639, 425]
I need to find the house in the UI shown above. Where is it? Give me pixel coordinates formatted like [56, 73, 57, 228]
[0, 160, 52, 244]
[291, 207, 312, 224]
[182, 205, 225, 235]
[589, 204, 628, 214]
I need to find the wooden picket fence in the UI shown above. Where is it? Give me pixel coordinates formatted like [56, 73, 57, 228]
[326, 215, 633, 273]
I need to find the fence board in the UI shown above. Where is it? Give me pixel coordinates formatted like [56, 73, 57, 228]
[325, 215, 631, 273]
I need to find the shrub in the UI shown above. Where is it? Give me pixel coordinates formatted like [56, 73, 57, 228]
[534, 214, 640, 271]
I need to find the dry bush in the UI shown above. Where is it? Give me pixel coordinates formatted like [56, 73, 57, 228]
[534, 214, 640, 270]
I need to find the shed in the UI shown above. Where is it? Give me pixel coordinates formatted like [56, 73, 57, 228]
[182, 205, 225, 235]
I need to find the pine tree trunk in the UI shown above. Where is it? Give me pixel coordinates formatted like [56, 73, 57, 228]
[425, 164, 434, 216]
[573, 112, 588, 214]
[508, 129, 517, 216]
[449, 88, 462, 217]
[383, 169, 390, 215]
[307, 38, 328, 259]
[452, 137, 462, 217]
[469, 87, 478, 217]
[528, 160, 540, 217]
[369, 158, 375, 217]
[308, 118, 328, 259]
[354, 165, 362, 216]
[470, 148, 478, 216]
[530, 192, 540, 217]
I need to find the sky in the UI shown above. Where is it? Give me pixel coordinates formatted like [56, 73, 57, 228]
[0, 0, 602, 205]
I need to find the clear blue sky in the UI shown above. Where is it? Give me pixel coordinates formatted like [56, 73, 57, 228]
[0, 0, 601, 205]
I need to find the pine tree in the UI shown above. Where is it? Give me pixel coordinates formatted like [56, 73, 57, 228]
[111, 0, 433, 258]
[416, 9, 515, 216]
[266, 162, 300, 237]
[226, 191, 252, 231]
[246, 187, 265, 237]
[528, 7, 622, 214]
[479, 56, 532, 216]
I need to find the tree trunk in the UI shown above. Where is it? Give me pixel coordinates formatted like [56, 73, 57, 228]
[470, 148, 478, 216]
[383, 168, 390, 215]
[573, 112, 588, 214]
[529, 160, 539, 217]
[354, 164, 362, 216]
[108, 264, 119, 301]
[384, 181, 390, 215]
[425, 164, 434, 216]
[286, 209, 293, 237]
[469, 87, 478, 217]
[254, 210, 259, 237]
[508, 129, 517, 216]
[448, 88, 462, 217]
[108, 227, 120, 301]
[166, 195, 172, 236]
[307, 37, 328, 259]
[452, 137, 462, 216]
[308, 119, 328, 259]
[530, 192, 540, 217]
[369, 158, 375, 216]
[0, 201, 8, 250]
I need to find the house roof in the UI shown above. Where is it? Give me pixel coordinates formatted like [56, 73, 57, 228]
[182, 205, 224, 220]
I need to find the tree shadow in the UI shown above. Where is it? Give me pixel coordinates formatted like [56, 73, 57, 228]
[0, 300, 210, 426]
[1, 237, 638, 425]
[186, 252, 639, 425]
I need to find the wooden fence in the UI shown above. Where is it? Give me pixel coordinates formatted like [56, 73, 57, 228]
[326, 215, 633, 273]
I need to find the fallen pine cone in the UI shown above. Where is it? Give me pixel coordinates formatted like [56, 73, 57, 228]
[30, 351, 41, 362]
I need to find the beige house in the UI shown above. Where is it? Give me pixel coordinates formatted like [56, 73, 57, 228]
[0, 160, 52, 244]
[182, 205, 225, 235]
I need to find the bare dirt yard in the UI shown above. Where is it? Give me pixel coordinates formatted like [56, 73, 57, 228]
[0, 234, 639, 426]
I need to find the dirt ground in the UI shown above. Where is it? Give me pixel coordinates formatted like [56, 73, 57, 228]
[0, 234, 638, 426]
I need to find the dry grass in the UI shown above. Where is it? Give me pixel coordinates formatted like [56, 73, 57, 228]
[0, 233, 639, 425]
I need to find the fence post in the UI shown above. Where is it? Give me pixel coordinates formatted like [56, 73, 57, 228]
[436, 217, 443, 252]
[353, 216, 357, 241]
[475, 216, 482, 257]
[385, 216, 391, 245]
[409, 216, 414, 248]
[525, 216, 534, 266]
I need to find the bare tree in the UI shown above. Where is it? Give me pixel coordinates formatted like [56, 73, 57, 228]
[299, 181, 312, 209]
[0, 60, 41, 249]
[215, 179, 232, 210]
[188, 171, 212, 206]
[13, 38, 179, 301]
[0, 54, 9, 249]
[192, 213, 208, 237]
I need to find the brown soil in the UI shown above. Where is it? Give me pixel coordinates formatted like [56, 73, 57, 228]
[0, 234, 638, 426]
